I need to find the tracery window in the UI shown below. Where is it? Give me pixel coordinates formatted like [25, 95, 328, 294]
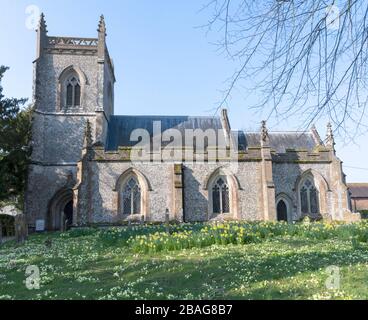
[66, 76, 81, 107]
[300, 178, 319, 215]
[122, 177, 141, 215]
[212, 177, 230, 214]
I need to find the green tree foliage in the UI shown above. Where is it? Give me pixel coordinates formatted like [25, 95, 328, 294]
[0, 66, 33, 208]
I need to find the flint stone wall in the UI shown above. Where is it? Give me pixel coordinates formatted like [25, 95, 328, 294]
[273, 162, 331, 220]
[88, 161, 263, 223]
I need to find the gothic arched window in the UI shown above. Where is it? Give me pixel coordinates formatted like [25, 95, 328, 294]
[58, 66, 86, 110]
[122, 177, 141, 215]
[66, 76, 81, 107]
[212, 177, 230, 214]
[300, 178, 319, 215]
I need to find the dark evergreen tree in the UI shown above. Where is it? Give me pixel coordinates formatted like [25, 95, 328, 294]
[0, 66, 32, 208]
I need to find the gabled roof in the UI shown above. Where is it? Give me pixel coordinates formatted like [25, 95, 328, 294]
[348, 184, 368, 198]
[105, 115, 319, 153]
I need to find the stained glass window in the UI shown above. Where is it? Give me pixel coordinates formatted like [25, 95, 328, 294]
[122, 177, 141, 215]
[212, 185, 220, 214]
[300, 178, 319, 215]
[222, 185, 230, 213]
[212, 177, 230, 214]
[66, 84, 73, 106]
[65, 76, 81, 107]
[74, 83, 81, 106]
[301, 187, 308, 214]
[310, 186, 318, 214]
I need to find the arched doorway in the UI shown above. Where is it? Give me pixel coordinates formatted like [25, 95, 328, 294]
[63, 201, 73, 231]
[48, 188, 74, 231]
[277, 200, 288, 222]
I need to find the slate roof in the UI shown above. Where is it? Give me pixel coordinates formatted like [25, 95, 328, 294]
[348, 184, 368, 198]
[105, 115, 319, 153]
[242, 132, 318, 153]
[105, 115, 223, 150]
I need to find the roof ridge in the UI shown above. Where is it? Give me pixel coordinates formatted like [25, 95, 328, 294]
[111, 115, 221, 119]
[235, 131, 312, 134]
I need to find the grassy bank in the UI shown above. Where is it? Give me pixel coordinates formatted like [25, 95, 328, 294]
[1, 221, 368, 300]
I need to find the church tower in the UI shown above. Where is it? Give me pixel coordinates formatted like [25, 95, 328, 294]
[25, 14, 115, 230]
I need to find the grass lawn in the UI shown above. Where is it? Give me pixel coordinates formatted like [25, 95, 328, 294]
[1, 222, 368, 300]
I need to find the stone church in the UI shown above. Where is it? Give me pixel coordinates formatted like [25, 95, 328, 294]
[25, 15, 359, 231]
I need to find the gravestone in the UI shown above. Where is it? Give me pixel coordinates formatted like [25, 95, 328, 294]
[35, 219, 45, 232]
[14, 214, 28, 244]
[165, 209, 170, 233]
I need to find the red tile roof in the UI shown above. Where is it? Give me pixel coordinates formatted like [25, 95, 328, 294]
[348, 183, 368, 198]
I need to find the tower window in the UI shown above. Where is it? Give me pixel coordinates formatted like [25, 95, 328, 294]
[65, 76, 81, 107]
[74, 83, 81, 106]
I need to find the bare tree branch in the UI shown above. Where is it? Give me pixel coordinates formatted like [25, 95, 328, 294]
[203, 0, 368, 138]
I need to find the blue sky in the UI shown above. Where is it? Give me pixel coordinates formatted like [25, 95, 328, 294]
[1, 0, 367, 182]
